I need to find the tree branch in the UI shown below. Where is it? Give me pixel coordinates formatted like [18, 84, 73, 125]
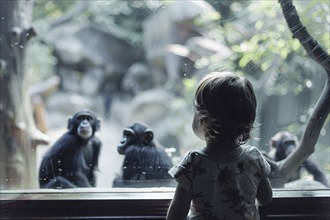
[278, 0, 330, 73]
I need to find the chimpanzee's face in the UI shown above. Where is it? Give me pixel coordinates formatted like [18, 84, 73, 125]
[117, 127, 135, 154]
[117, 122, 154, 155]
[76, 114, 94, 139]
[272, 132, 297, 161]
[280, 139, 296, 157]
[68, 110, 100, 139]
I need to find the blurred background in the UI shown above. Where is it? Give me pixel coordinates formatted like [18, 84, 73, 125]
[1, 0, 329, 189]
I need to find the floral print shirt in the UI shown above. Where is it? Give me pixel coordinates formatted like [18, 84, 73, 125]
[169, 146, 270, 220]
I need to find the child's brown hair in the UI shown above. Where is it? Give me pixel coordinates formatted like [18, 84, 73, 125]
[194, 71, 257, 145]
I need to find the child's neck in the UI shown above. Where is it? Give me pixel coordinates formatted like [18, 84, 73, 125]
[202, 142, 242, 160]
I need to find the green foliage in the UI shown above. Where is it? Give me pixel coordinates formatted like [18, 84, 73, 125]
[33, 0, 76, 20]
[87, 1, 160, 46]
[30, 0, 329, 94]
[298, 1, 330, 52]
[33, 1, 164, 46]
[27, 40, 56, 85]
[182, 77, 198, 105]
[204, 0, 329, 95]
[29, 1, 164, 85]
[28, 0, 78, 85]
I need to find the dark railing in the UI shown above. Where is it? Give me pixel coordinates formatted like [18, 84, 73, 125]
[1, 188, 329, 220]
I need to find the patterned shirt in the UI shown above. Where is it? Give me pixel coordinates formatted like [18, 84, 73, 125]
[169, 146, 270, 220]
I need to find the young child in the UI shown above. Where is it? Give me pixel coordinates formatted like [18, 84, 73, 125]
[166, 72, 272, 220]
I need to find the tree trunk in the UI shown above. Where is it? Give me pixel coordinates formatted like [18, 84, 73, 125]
[0, 0, 48, 189]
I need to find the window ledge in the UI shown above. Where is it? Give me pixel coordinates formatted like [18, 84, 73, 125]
[1, 188, 329, 220]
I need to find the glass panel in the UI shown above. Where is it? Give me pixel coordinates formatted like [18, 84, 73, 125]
[0, 0, 329, 193]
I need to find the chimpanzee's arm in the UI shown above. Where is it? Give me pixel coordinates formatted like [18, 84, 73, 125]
[89, 137, 102, 186]
[92, 137, 102, 169]
[67, 173, 92, 187]
[303, 159, 329, 187]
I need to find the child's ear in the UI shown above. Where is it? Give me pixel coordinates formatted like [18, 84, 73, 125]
[192, 115, 205, 141]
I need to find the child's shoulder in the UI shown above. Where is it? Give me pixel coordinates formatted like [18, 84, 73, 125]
[177, 149, 209, 164]
[242, 145, 259, 152]
[182, 149, 203, 159]
[242, 145, 265, 158]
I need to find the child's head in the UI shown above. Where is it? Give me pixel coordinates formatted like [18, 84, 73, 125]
[193, 71, 257, 146]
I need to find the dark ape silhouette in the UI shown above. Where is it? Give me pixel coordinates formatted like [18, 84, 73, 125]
[39, 109, 102, 189]
[113, 121, 174, 187]
[267, 131, 328, 187]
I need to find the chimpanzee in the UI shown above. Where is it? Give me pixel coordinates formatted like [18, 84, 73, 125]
[39, 109, 102, 189]
[113, 122, 174, 187]
[268, 131, 328, 187]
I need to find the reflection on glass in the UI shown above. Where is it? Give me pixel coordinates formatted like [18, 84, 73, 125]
[0, 0, 329, 191]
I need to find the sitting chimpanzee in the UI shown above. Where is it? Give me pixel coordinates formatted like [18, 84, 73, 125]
[113, 121, 174, 187]
[39, 109, 102, 189]
[267, 131, 328, 187]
